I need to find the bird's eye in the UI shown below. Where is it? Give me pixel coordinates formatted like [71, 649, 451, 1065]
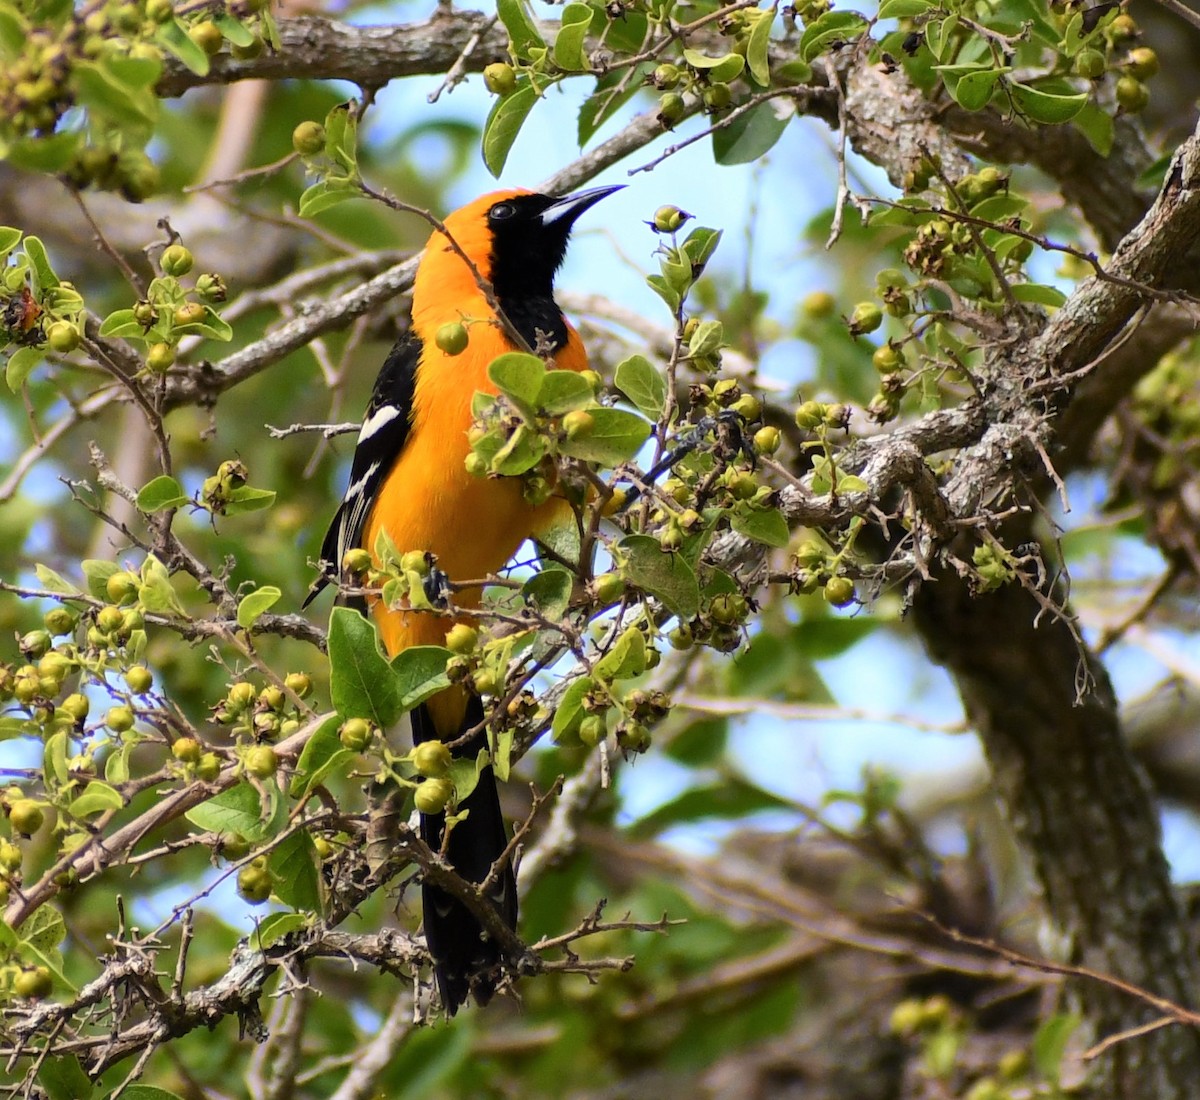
[489, 202, 516, 221]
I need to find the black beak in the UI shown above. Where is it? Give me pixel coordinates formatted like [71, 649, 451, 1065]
[538, 184, 625, 228]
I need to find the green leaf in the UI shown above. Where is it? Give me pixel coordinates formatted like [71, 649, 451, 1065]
[682, 48, 745, 83]
[37, 1056, 92, 1100]
[5, 347, 40, 391]
[71, 58, 157, 129]
[923, 14, 959, 60]
[558, 407, 651, 465]
[82, 559, 119, 600]
[298, 177, 360, 219]
[878, 0, 936, 15]
[629, 775, 792, 838]
[237, 585, 282, 628]
[1072, 102, 1114, 155]
[614, 354, 666, 418]
[223, 486, 276, 515]
[214, 12, 255, 46]
[682, 226, 723, 272]
[1010, 80, 1089, 124]
[116, 1087, 188, 1100]
[392, 645, 453, 711]
[34, 564, 80, 596]
[22, 235, 58, 291]
[710, 96, 796, 165]
[6, 132, 81, 175]
[186, 781, 271, 839]
[250, 912, 308, 950]
[323, 101, 359, 175]
[522, 566, 573, 621]
[745, 9, 774, 85]
[552, 676, 594, 743]
[1011, 282, 1067, 307]
[0, 226, 22, 256]
[800, 11, 868, 62]
[136, 474, 188, 513]
[23, 904, 66, 953]
[328, 606, 402, 726]
[497, 0, 545, 59]
[595, 625, 646, 682]
[99, 308, 142, 338]
[936, 63, 1008, 111]
[646, 273, 681, 312]
[268, 830, 322, 913]
[68, 782, 124, 818]
[156, 19, 210, 75]
[482, 82, 539, 177]
[139, 555, 187, 616]
[616, 535, 700, 618]
[290, 715, 351, 798]
[731, 507, 790, 548]
[1032, 1012, 1081, 1083]
[488, 351, 545, 417]
[554, 2, 592, 70]
[0, 715, 34, 740]
[538, 368, 594, 415]
[489, 423, 546, 475]
[172, 304, 233, 341]
[0, 2, 29, 54]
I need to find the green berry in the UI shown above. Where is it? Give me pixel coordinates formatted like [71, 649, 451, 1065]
[848, 302, 883, 335]
[189, 20, 223, 55]
[47, 321, 80, 353]
[435, 321, 469, 356]
[562, 409, 594, 440]
[652, 205, 688, 233]
[173, 302, 206, 327]
[445, 623, 479, 655]
[341, 548, 372, 575]
[1115, 75, 1149, 112]
[823, 576, 856, 607]
[338, 717, 373, 751]
[160, 244, 194, 277]
[802, 290, 836, 319]
[126, 665, 152, 694]
[657, 92, 685, 127]
[1125, 47, 1158, 80]
[196, 752, 222, 781]
[284, 672, 311, 698]
[592, 571, 625, 605]
[14, 967, 52, 999]
[702, 82, 731, 110]
[44, 608, 77, 635]
[237, 864, 272, 903]
[414, 776, 454, 814]
[244, 744, 278, 779]
[60, 693, 89, 722]
[292, 120, 326, 156]
[106, 705, 134, 733]
[484, 62, 517, 96]
[873, 344, 905, 374]
[412, 740, 452, 778]
[146, 342, 175, 373]
[9, 800, 44, 836]
[172, 737, 202, 764]
[579, 714, 606, 746]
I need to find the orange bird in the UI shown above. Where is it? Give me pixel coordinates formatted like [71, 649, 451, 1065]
[308, 185, 621, 1013]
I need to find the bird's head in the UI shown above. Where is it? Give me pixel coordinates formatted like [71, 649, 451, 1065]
[418, 186, 623, 307]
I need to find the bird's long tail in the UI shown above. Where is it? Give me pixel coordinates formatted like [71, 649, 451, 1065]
[412, 695, 518, 1014]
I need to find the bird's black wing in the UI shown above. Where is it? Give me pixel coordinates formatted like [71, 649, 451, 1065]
[303, 332, 421, 608]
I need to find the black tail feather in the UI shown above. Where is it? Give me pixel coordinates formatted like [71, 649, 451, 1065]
[413, 697, 518, 1015]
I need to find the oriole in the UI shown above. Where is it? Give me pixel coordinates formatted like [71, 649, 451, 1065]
[307, 185, 621, 1013]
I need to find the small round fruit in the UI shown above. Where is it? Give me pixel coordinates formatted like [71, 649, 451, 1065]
[338, 717, 373, 751]
[189, 20, 222, 55]
[592, 571, 624, 605]
[43, 608, 77, 636]
[313, 835, 333, 859]
[435, 321, 469, 356]
[146, 342, 175, 373]
[259, 685, 285, 711]
[483, 62, 517, 97]
[1115, 74, 1149, 112]
[445, 623, 479, 655]
[653, 204, 689, 233]
[1109, 13, 1137, 37]
[849, 302, 883, 334]
[196, 752, 222, 781]
[579, 714, 606, 746]
[471, 668, 499, 695]
[19, 631, 51, 659]
[562, 410, 594, 440]
[414, 776, 454, 814]
[1073, 48, 1105, 79]
[172, 737, 202, 764]
[400, 549, 429, 576]
[0, 841, 23, 870]
[873, 344, 904, 374]
[196, 273, 227, 302]
[657, 92, 685, 127]
[802, 290, 836, 319]
[126, 665, 153, 694]
[753, 426, 781, 454]
[652, 62, 680, 88]
[14, 967, 52, 999]
[292, 120, 326, 156]
[341, 548, 372, 575]
[9, 800, 44, 836]
[794, 400, 825, 430]
[227, 681, 256, 710]
[160, 244, 194, 277]
[47, 321, 80, 353]
[732, 394, 762, 421]
[823, 576, 856, 607]
[668, 623, 693, 650]
[284, 671, 312, 698]
[1125, 46, 1158, 80]
[412, 740, 452, 778]
[237, 864, 272, 903]
[105, 570, 137, 604]
[173, 302, 206, 327]
[60, 693, 89, 722]
[106, 705, 135, 733]
[702, 82, 731, 110]
[464, 453, 488, 478]
[244, 744, 278, 779]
